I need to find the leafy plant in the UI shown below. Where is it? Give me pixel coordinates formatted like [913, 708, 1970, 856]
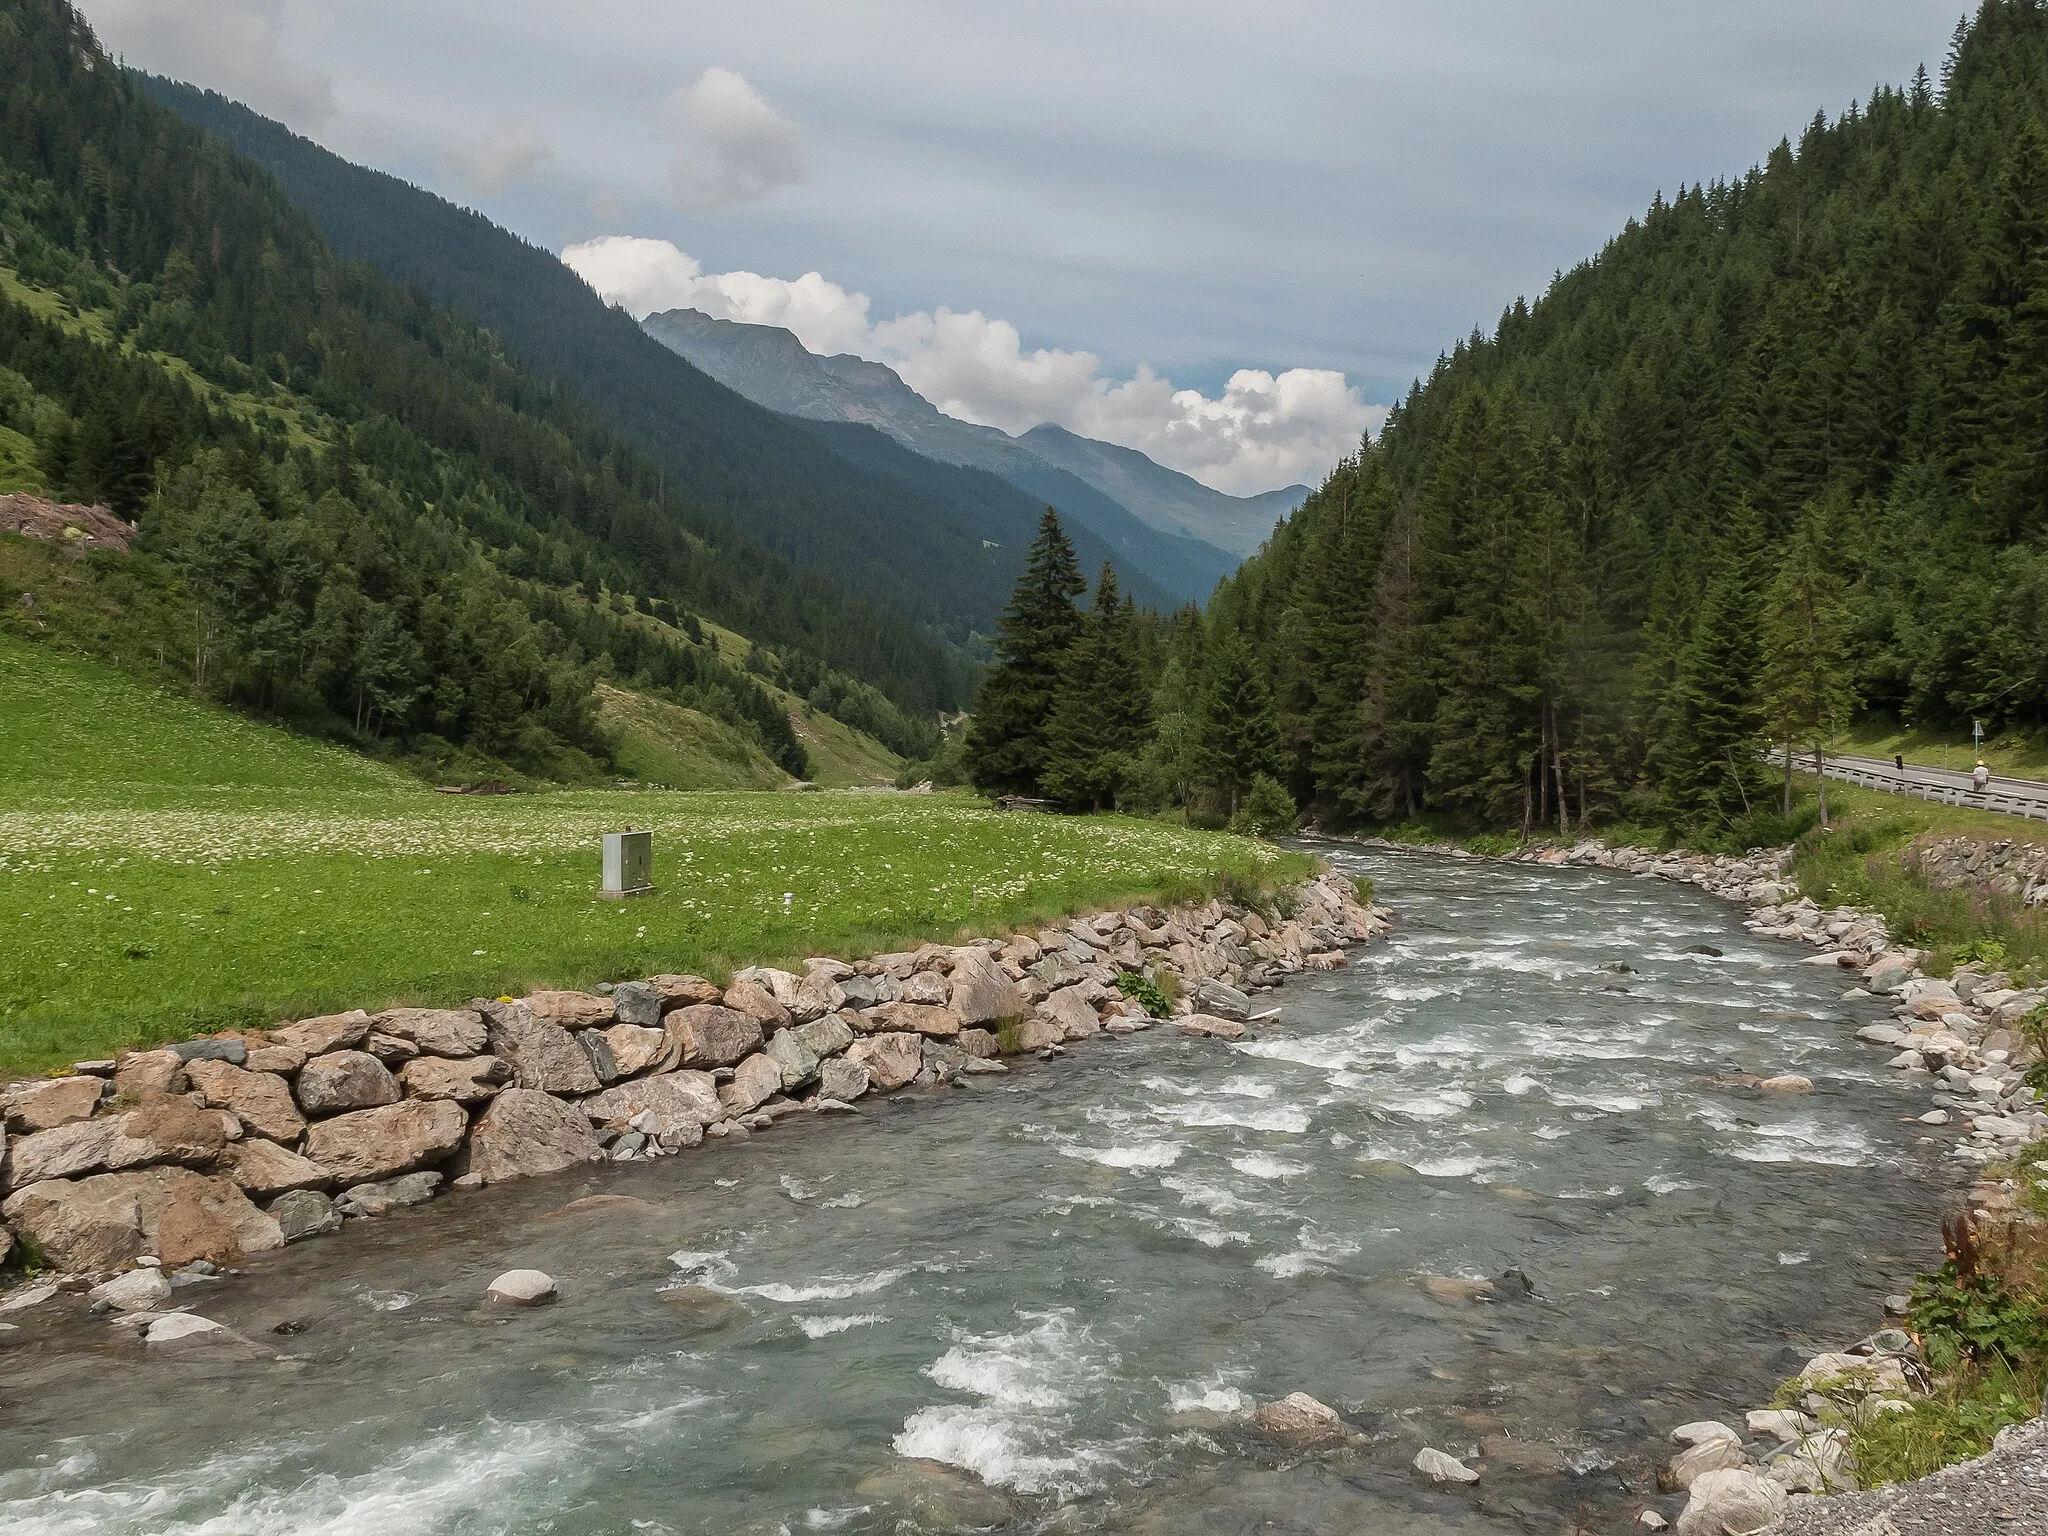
[1228, 773, 1298, 838]
[1350, 875, 1375, 907]
[1114, 969, 1172, 1018]
[1907, 1216, 2048, 1368]
[1850, 1354, 2047, 1486]
[1464, 832, 1521, 857]
[1951, 937, 2010, 968]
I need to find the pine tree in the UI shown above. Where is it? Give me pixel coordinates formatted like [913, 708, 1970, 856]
[1760, 499, 1858, 825]
[965, 508, 1086, 796]
[1657, 504, 1769, 831]
[1141, 657, 1205, 811]
[1042, 564, 1151, 809]
[1200, 631, 1281, 815]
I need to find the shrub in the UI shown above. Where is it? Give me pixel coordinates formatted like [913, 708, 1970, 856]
[1464, 831, 1521, 857]
[1114, 969, 1172, 1018]
[1228, 773, 1298, 838]
[1350, 874, 1375, 907]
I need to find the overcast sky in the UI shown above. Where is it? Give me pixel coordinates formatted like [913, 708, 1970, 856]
[79, 1, 1963, 494]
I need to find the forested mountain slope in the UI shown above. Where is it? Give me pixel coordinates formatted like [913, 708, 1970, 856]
[0, 0, 938, 781]
[135, 76, 1188, 630]
[1207, 0, 2048, 834]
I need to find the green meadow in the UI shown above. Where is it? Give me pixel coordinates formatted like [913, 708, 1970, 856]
[0, 636, 1303, 1074]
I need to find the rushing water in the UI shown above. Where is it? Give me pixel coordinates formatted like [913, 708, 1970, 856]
[0, 845, 1957, 1535]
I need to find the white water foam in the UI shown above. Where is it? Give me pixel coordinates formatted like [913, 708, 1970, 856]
[1645, 1175, 1708, 1194]
[1151, 1102, 1311, 1133]
[665, 1250, 905, 1303]
[1164, 1374, 1251, 1414]
[798, 1314, 885, 1338]
[1059, 1142, 1185, 1169]
[1256, 1225, 1361, 1277]
[1503, 1074, 1540, 1095]
[1229, 1154, 1311, 1179]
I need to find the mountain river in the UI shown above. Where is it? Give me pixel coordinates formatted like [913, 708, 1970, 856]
[0, 843, 1957, 1534]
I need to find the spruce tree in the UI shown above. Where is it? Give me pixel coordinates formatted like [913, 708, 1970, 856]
[1760, 500, 1857, 825]
[1656, 505, 1769, 831]
[1200, 631, 1281, 815]
[966, 508, 1086, 796]
[1042, 564, 1151, 809]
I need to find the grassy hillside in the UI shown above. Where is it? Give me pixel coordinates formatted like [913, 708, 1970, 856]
[595, 683, 790, 791]
[0, 636, 1302, 1074]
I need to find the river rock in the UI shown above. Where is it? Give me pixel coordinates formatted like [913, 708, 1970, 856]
[861, 1001, 962, 1038]
[600, 1023, 668, 1077]
[484, 1003, 602, 1094]
[794, 1013, 855, 1059]
[487, 1268, 557, 1305]
[295, 1051, 401, 1115]
[848, 1032, 923, 1091]
[1766, 1428, 1855, 1493]
[1253, 1392, 1344, 1442]
[1674, 1467, 1786, 1536]
[372, 1007, 488, 1057]
[947, 947, 1027, 1024]
[899, 970, 951, 1005]
[400, 1053, 514, 1103]
[1040, 987, 1100, 1041]
[88, 1267, 171, 1312]
[269, 1188, 343, 1242]
[792, 969, 846, 1023]
[522, 990, 613, 1029]
[1757, 1074, 1813, 1094]
[1671, 1421, 1741, 1448]
[666, 1005, 764, 1069]
[1662, 1435, 1748, 1491]
[717, 1054, 783, 1116]
[4, 1100, 226, 1188]
[1745, 1409, 1815, 1443]
[6, 1165, 282, 1270]
[218, 1138, 333, 1198]
[765, 1029, 821, 1090]
[1414, 1447, 1480, 1482]
[1796, 1352, 1909, 1396]
[335, 1171, 442, 1217]
[184, 1059, 307, 1143]
[854, 1459, 1011, 1531]
[113, 1048, 185, 1102]
[1031, 952, 1085, 989]
[303, 1099, 468, 1185]
[1193, 980, 1252, 1021]
[244, 1044, 306, 1074]
[144, 1313, 227, 1347]
[271, 1010, 374, 1056]
[1013, 1014, 1062, 1051]
[610, 975, 716, 1027]
[819, 1057, 871, 1101]
[958, 1028, 998, 1059]
[468, 1088, 603, 1183]
[721, 978, 794, 1029]
[3, 1076, 104, 1132]
[581, 1072, 724, 1134]
[1178, 1014, 1246, 1040]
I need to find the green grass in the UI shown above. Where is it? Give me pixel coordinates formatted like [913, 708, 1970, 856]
[595, 683, 790, 791]
[1847, 1354, 2048, 1485]
[0, 635, 1305, 1073]
[0, 423, 44, 495]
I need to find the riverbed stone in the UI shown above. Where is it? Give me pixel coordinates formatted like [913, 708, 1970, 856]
[523, 990, 613, 1029]
[1745, 1409, 1815, 1443]
[947, 946, 1027, 1024]
[666, 1005, 764, 1069]
[1673, 1467, 1786, 1536]
[484, 1003, 602, 1095]
[580, 1072, 724, 1134]
[719, 1053, 785, 1116]
[794, 1014, 855, 1059]
[112, 1048, 185, 1102]
[372, 1007, 488, 1058]
[860, 1001, 962, 1038]
[1757, 1074, 1813, 1094]
[1253, 1392, 1344, 1442]
[303, 1099, 468, 1185]
[2, 1167, 279, 1270]
[854, 1460, 1011, 1531]
[819, 1056, 871, 1101]
[269, 1188, 342, 1242]
[791, 969, 846, 1023]
[217, 1138, 333, 1198]
[400, 1053, 514, 1104]
[1670, 1421, 1741, 1449]
[2, 1076, 104, 1133]
[295, 1051, 401, 1115]
[271, 1010, 373, 1057]
[335, 1171, 442, 1217]
[487, 1268, 557, 1305]
[1041, 987, 1100, 1041]
[88, 1267, 171, 1312]
[1193, 980, 1253, 1021]
[600, 1023, 669, 1077]
[1662, 1435, 1748, 1491]
[765, 1029, 821, 1091]
[847, 1032, 922, 1091]
[468, 1089, 603, 1183]
[184, 1059, 307, 1143]
[1178, 1014, 1247, 1040]
[1413, 1447, 1480, 1483]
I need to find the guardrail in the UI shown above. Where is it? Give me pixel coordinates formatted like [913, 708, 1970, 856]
[1773, 751, 2048, 822]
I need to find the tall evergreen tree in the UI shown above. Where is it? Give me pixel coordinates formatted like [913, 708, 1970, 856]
[1200, 631, 1282, 815]
[1656, 505, 1770, 830]
[1042, 564, 1151, 809]
[966, 508, 1086, 796]
[1760, 499, 1859, 824]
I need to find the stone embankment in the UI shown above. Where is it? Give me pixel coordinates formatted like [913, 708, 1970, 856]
[0, 874, 1382, 1336]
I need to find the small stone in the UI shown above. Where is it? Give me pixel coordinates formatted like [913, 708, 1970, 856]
[1637, 1513, 1668, 1532]
[1252, 1392, 1344, 1441]
[334, 1171, 443, 1217]
[1413, 1447, 1480, 1483]
[268, 1189, 344, 1242]
[1758, 1074, 1813, 1094]
[1670, 1421, 1741, 1448]
[487, 1269, 557, 1305]
[87, 1268, 172, 1312]
[144, 1313, 225, 1346]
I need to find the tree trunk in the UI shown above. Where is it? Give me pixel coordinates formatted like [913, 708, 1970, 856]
[1782, 742, 1793, 816]
[1814, 744, 1828, 828]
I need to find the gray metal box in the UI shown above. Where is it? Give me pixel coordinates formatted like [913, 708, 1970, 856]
[601, 830, 653, 897]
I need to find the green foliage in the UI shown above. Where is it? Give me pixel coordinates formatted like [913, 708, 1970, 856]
[1952, 936, 2012, 968]
[1043, 563, 1151, 810]
[1463, 831, 1523, 857]
[1849, 1354, 2048, 1486]
[967, 508, 1086, 797]
[1114, 969, 1172, 1017]
[1349, 875, 1376, 906]
[1201, 632, 1282, 813]
[1909, 1268, 2048, 1369]
[1228, 772, 1298, 837]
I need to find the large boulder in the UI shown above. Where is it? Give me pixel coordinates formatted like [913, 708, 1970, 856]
[302, 1099, 468, 1185]
[269, 1010, 373, 1056]
[600, 1023, 668, 1077]
[860, 1001, 961, 1038]
[819, 1056, 871, 1101]
[794, 1013, 856, 1058]
[847, 1032, 923, 1091]
[468, 1088, 603, 1183]
[217, 1138, 333, 1198]
[184, 1059, 307, 1143]
[1013, 1015, 1063, 1051]
[1663, 1435, 1747, 1491]
[1040, 987, 1100, 1041]
[611, 974, 719, 1027]
[112, 1048, 186, 1102]
[400, 1054, 514, 1104]
[765, 1029, 821, 1090]
[522, 990, 614, 1029]
[372, 1007, 487, 1058]
[719, 1053, 784, 1116]
[579, 1072, 724, 1133]
[3, 1100, 230, 1189]
[722, 977, 794, 1030]
[484, 1002, 602, 1094]
[665, 1005, 763, 1069]
[2, 1166, 282, 1271]
[900, 970, 952, 1005]
[791, 969, 846, 1023]
[1674, 1467, 1786, 1536]
[269, 1188, 342, 1242]
[947, 948, 1027, 1024]
[296, 1050, 401, 1115]
[1192, 980, 1252, 1021]
[3, 1076, 104, 1132]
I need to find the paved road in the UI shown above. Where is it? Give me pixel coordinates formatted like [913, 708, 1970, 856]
[1796, 750, 2048, 821]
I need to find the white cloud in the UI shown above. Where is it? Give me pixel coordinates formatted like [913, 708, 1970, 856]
[561, 236, 1379, 494]
[665, 67, 808, 211]
[446, 125, 553, 197]
[80, 0, 336, 130]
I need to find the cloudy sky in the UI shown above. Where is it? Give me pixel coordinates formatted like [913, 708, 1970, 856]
[80, 1, 1960, 494]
